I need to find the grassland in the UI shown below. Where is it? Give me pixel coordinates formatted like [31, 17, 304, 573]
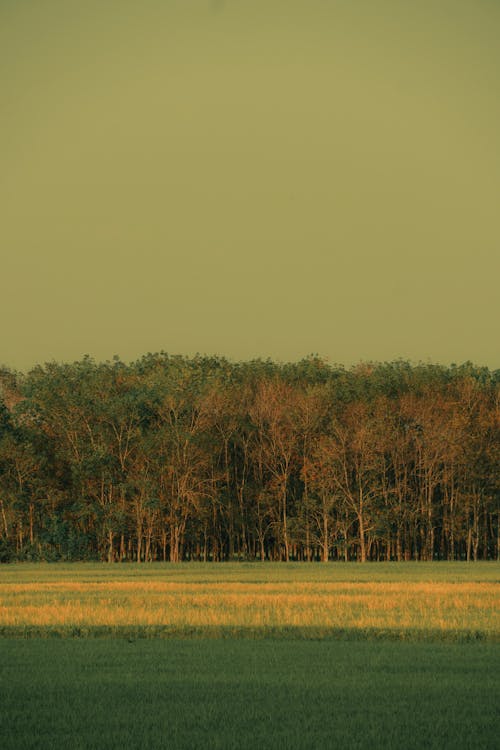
[1, 563, 498, 748]
[1, 639, 499, 750]
[0, 562, 498, 640]
[2, 560, 499, 583]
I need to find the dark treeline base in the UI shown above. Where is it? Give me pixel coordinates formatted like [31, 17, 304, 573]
[0, 354, 498, 563]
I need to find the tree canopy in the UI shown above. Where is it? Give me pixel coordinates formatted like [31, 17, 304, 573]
[0, 355, 498, 562]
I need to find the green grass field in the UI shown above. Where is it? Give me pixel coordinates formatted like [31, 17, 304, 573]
[2, 560, 499, 584]
[1, 639, 499, 750]
[1, 563, 499, 748]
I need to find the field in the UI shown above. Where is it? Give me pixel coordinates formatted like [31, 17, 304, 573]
[1, 563, 499, 748]
[0, 562, 498, 639]
[2, 639, 499, 750]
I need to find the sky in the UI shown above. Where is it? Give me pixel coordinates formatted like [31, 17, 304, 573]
[1, 0, 499, 371]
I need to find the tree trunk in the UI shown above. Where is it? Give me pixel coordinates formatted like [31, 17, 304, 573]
[321, 510, 329, 562]
[358, 502, 366, 563]
[107, 530, 114, 563]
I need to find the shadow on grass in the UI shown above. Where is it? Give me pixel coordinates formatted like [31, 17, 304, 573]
[0, 624, 496, 641]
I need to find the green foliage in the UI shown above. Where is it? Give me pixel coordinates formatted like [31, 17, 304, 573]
[0, 355, 498, 562]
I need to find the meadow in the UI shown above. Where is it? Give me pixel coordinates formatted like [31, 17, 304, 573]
[0, 562, 498, 640]
[1, 563, 499, 749]
[1, 639, 499, 749]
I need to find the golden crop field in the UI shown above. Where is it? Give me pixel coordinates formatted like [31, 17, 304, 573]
[1, 563, 498, 638]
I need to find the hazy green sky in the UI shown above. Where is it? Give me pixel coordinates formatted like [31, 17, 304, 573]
[1, 0, 499, 371]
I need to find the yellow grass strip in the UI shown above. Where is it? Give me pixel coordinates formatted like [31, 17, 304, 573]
[0, 582, 498, 633]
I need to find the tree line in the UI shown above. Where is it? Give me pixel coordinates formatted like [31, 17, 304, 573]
[0, 354, 498, 562]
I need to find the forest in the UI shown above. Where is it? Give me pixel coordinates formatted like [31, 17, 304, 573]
[0, 354, 498, 563]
